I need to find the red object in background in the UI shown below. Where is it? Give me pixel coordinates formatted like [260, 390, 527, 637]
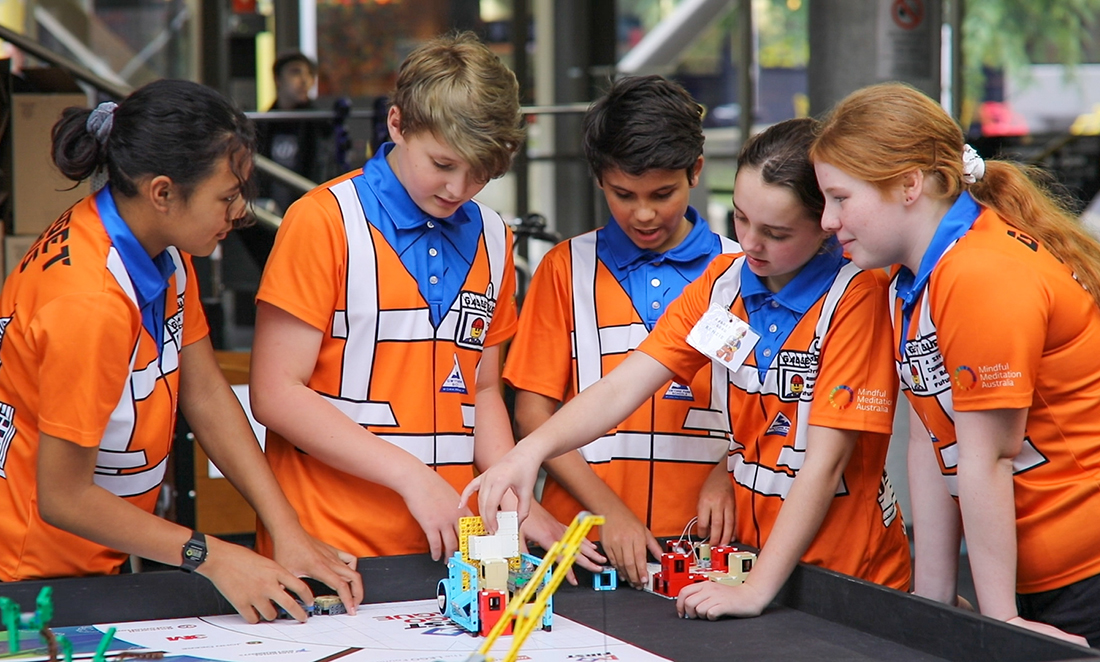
[478, 590, 513, 637]
[979, 101, 1029, 137]
[231, 0, 256, 13]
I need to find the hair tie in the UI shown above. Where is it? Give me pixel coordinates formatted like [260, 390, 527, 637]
[86, 101, 118, 145]
[962, 144, 985, 184]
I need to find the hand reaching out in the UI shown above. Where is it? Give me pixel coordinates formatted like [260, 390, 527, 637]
[199, 537, 315, 623]
[676, 580, 771, 620]
[405, 470, 469, 561]
[270, 526, 364, 615]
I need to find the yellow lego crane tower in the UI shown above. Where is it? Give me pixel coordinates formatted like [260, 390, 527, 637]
[464, 511, 604, 662]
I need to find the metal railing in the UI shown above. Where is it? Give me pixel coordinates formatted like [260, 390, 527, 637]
[0, 23, 312, 230]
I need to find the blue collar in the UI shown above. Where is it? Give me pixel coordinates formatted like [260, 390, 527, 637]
[739, 239, 847, 380]
[602, 206, 713, 273]
[741, 238, 846, 315]
[96, 185, 175, 354]
[355, 143, 483, 328]
[895, 191, 981, 317]
[366, 142, 472, 227]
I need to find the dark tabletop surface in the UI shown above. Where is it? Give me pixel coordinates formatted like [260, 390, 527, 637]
[1, 554, 1096, 662]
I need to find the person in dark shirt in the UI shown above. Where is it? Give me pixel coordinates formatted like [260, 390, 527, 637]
[245, 51, 334, 268]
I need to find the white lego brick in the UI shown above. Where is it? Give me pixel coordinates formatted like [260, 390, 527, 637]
[495, 511, 519, 536]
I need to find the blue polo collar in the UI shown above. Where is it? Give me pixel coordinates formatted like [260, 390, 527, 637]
[602, 206, 712, 273]
[355, 143, 482, 328]
[741, 238, 846, 315]
[365, 142, 472, 227]
[895, 191, 981, 317]
[96, 185, 175, 355]
[739, 239, 846, 379]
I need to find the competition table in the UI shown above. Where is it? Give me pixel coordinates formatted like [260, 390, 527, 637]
[1, 555, 1096, 662]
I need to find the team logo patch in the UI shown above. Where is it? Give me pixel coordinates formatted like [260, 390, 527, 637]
[777, 347, 817, 402]
[165, 295, 184, 348]
[903, 333, 950, 395]
[662, 381, 694, 401]
[440, 354, 468, 394]
[953, 365, 977, 391]
[828, 385, 854, 410]
[764, 412, 791, 437]
[455, 286, 496, 351]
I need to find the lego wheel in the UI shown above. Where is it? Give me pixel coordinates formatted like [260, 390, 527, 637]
[436, 579, 449, 615]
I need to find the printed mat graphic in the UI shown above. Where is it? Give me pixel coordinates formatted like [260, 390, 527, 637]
[40, 599, 668, 662]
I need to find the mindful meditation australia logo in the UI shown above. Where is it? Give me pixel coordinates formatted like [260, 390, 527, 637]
[828, 385, 854, 410]
[953, 365, 978, 391]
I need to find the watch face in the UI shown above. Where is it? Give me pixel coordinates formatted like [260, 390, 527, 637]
[182, 533, 207, 571]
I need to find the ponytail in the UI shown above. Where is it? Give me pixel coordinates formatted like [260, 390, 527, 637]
[970, 161, 1100, 305]
[51, 106, 107, 183]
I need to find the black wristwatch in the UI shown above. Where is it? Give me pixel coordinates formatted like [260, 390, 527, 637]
[180, 531, 207, 573]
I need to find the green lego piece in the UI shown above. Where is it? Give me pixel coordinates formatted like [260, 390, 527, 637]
[34, 588, 53, 629]
[57, 634, 73, 662]
[92, 627, 116, 662]
[1, 597, 20, 654]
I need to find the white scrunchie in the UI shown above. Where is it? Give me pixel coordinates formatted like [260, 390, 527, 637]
[86, 101, 118, 145]
[962, 144, 985, 184]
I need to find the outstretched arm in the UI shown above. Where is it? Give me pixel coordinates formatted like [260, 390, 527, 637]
[178, 335, 364, 613]
[460, 350, 674, 528]
[677, 425, 856, 619]
[36, 432, 313, 623]
[517, 388, 654, 586]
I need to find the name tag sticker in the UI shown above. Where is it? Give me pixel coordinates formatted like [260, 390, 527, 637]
[687, 303, 760, 371]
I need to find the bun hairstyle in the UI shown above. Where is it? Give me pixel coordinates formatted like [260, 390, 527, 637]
[51, 79, 257, 213]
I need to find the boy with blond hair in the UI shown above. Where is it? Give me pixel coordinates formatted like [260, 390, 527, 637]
[248, 32, 531, 561]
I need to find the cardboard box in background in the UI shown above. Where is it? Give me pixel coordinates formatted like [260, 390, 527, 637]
[5, 233, 36, 277]
[10, 68, 89, 236]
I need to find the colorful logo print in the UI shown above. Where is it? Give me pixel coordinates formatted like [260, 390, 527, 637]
[953, 366, 977, 391]
[829, 385, 854, 410]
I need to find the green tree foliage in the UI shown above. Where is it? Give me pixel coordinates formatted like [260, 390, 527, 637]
[621, 0, 808, 73]
[757, 0, 809, 69]
[963, 0, 1100, 96]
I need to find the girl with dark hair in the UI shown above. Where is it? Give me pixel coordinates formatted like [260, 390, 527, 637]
[813, 82, 1100, 647]
[463, 118, 911, 619]
[0, 79, 361, 622]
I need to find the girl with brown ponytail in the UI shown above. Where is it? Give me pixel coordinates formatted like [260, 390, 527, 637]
[812, 81, 1100, 647]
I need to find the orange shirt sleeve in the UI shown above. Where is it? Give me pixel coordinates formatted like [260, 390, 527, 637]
[808, 269, 898, 434]
[257, 194, 345, 332]
[32, 292, 139, 447]
[502, 243, 573, 400]
[929, 246, 1043, 411]
[637, 255, 731, 385]
[484, 224, 517, 348]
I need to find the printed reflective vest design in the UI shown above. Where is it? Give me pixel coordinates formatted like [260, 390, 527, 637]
[258, 177, 515, 557]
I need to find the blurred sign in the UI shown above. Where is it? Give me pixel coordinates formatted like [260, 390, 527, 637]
[877, 0, 934, 80]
